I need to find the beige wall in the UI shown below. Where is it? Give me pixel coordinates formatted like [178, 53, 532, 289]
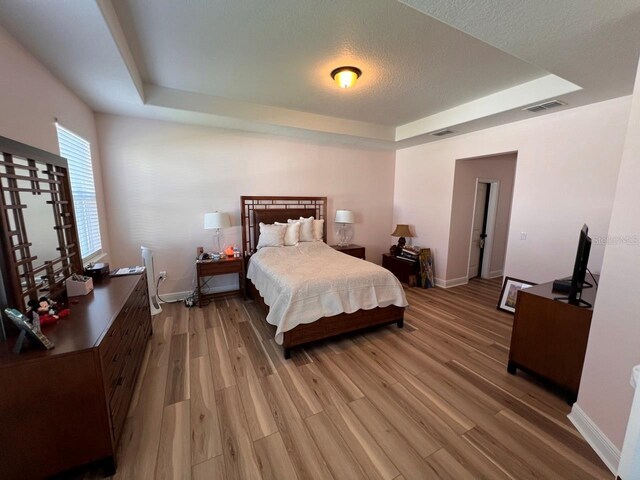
[0, 25, 110, 261]
[446, 153, 517, 281]
[96, 114, 396, 295]
[575, 55, 640, 452]
[394, 96, 630, 286]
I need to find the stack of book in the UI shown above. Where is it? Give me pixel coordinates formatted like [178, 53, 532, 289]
[398, 246, 419, 262]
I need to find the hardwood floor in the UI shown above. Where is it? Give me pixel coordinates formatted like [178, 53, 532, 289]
[84, 278, 611, 479]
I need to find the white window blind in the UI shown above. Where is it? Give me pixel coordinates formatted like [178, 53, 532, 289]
[56, 124, 102, 260]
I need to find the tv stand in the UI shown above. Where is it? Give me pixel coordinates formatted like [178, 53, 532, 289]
[508, 276, 598, 404]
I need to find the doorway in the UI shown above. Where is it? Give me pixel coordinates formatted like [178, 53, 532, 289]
[467, 178, 501, 279]
[445, 153, 516, 286]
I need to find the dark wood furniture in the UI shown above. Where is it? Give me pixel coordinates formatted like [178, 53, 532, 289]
[0, 274, 152, 479]
[196, 257, 245, 306]
[507, 277, 598, 404]
[0, 136, 83, 339]
[382, 253, 419, 284]
[241, 196, 404, 358]
[331, 244, 365, 259]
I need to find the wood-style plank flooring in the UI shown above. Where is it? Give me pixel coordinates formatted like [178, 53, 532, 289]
[84, 278, 611, 479]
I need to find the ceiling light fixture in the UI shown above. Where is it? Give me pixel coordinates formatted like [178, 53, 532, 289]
[331, 66, 362, 89]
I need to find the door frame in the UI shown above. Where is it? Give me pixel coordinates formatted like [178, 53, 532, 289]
[467, 178, 500, 279]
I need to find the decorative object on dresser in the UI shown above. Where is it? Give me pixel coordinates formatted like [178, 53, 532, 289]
[84, 262, 110, 280]
[0, 274, 152, 479]
[0, 136, 83, 340]
[204, 211, 231, 253]
[382, 253, 419, 286]
[334, 209, 354, 246]
[330, 244, 365, 260]
[497, 276, 536, 313]
[241, 196, 405, 358]
[196, 256, 245, 307]
[507, 276, 598, 404]
[390, 223, 414, 256]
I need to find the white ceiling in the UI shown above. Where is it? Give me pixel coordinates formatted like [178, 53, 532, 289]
[0, 0, 638, 148]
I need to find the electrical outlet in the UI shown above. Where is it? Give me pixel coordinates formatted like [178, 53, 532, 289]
[520, 232, 527, 240]
[159, 270, 167, 280]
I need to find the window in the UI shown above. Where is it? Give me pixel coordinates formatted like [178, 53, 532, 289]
[56, 124, 102, 260]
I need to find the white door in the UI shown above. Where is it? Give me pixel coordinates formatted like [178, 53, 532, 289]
[468, 182, 488, 278]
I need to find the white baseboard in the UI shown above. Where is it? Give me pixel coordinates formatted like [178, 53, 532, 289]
[435, 276, 469, 288]
[568, 403, 620, 476]
[159, 285, 240, 304]
[159, 290, 192, 303]
[488, 269, 503, 279]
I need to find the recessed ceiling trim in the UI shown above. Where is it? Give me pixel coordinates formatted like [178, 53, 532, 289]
[145, 84, 396, 141]
[395, 74, 581, 141]
[96, 0, 145, 103]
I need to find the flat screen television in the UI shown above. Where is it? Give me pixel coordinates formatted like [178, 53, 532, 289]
[565, 224, 593, 307]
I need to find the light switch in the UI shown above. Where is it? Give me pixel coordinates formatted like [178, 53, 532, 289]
[520, 232, 527, 240]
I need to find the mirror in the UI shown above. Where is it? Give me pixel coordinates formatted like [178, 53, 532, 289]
[0, 137, 82, 328]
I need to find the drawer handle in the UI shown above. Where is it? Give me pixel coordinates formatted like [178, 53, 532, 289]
[112, 353, 119, 363]
[123, 308, 129, 314]
[116, 376, 124, 386]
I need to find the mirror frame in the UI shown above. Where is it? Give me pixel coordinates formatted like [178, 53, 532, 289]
[0, 135, 83, 338]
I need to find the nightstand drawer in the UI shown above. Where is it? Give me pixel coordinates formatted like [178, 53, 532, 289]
[197, 259, 243, 276]
[330, 244, 366, 260]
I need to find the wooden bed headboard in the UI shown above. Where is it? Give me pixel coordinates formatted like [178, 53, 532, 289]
[240, 196, 328, 254]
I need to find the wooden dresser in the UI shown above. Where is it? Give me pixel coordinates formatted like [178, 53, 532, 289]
[0, 274, 152, 479]
[508, 278, 597, 404]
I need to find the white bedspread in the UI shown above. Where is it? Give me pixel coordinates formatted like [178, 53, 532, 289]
[246, 242, 408, 344]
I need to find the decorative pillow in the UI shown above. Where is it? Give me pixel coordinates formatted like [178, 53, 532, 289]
[289, 216, 314, 242]
[313, 219, 324, 242]
[256, 223, 287, 249]
[274, 221, 301, 246]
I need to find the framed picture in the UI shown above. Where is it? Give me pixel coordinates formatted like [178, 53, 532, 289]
[497, 277, 537, 314]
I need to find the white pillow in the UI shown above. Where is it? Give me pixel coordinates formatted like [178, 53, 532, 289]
[274, 221, 301, 246]
[256, 223, 287, 249]
[313, 219, 324, 242]
[289, 216, 314, 242]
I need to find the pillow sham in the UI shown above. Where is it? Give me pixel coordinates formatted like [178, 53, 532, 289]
[256, 223, 287, 249]
[274, 221, 301, 246]
[312, 219, 324, 242]
[289, 216, 314, 242]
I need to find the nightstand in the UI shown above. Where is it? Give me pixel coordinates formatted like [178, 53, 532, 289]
[196, 257, 245, 307]
[331, 244, 366, 259]
[382, 253, 419, 285]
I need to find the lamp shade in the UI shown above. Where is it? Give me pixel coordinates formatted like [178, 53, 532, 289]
[391, 224, 413, 237]
[335, 210, 354, 224]
[204, 212, 231, 229]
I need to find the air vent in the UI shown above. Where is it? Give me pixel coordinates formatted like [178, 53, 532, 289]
[523, 100, 566, 113]
[430, 128, 454, 137]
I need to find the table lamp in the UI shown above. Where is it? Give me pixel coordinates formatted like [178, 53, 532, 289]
[391, 224, 413, 255]
[204, 212, 231, 253]
[335, 209, 354, 247]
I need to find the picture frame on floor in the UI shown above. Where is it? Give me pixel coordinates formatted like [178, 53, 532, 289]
[497, 276, 536, 314]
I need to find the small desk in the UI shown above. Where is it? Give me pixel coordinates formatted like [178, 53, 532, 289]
[196, 257, 245, 307]
[508, 277, 598, 404]
[382, 253, 419, 285]
[331, 244, 366, 259]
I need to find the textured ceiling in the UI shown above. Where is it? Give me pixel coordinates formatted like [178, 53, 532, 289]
[112, 0, 545, 126]
[0, 0, 638, 148]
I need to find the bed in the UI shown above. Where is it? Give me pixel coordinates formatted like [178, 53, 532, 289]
[241, 196, 407, 358]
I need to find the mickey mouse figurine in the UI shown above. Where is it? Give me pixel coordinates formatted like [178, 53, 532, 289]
[28, 297, 70, 326]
